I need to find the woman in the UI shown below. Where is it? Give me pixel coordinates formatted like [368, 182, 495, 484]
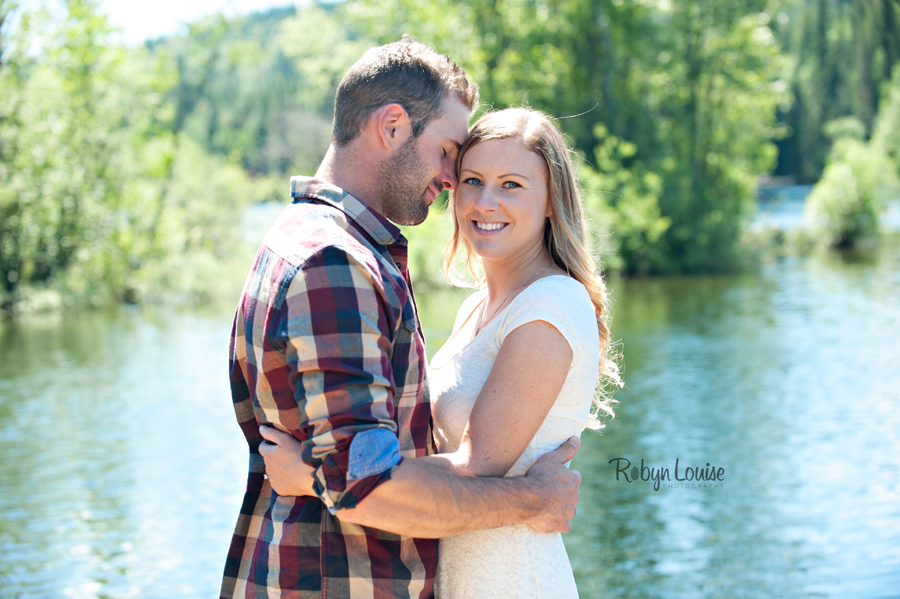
[262, 107, 620, 597]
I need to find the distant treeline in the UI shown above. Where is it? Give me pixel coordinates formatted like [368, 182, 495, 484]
[1, 0, 899, 312]
[141, 0, 900, 184]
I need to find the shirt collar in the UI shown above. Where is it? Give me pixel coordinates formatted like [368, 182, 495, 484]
[290, 176, 403, 247]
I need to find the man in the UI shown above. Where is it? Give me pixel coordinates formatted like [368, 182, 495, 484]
[221, 36, 581, 599]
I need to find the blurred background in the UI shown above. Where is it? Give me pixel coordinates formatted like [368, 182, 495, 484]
[1, 0, 898, 597]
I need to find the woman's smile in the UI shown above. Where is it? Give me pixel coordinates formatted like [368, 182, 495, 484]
[473, 221, 508, 232]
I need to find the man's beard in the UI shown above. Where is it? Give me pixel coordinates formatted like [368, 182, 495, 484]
[377, 135, 435, 226]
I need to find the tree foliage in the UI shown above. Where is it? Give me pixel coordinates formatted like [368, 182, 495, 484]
[1, 0, 130, 304]
[806, 64, 900, 245]
[775, 0, 900, 181]
[0, 0, 259, 311]
[2, 0, 899, 311]
[332, 0, 788, 272]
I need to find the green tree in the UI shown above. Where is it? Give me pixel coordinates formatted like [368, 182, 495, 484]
[581, 125, 669, 275]
[804, 137, 894, 245]
[0, 0, 131, 305]
[872, 63, 900, 173]
[645, 2, 786, 271]
[805, 64, 900, 246]
[775, 0, 900, 181]
[149, 6, 334, 179]
[1, 0, 262, 312]
[340, 0, 787, 272]
[0, 0, 13, 68]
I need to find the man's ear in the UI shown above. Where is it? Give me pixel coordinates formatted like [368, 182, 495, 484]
[374, 103, 412, 151]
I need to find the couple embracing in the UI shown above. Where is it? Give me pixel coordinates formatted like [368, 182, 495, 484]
[220, 35, 620, 599]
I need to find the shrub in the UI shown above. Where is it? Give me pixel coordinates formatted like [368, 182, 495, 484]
[805, 138, 895, 246]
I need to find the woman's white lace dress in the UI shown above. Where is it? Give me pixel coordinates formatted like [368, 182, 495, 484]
[429, 276, 600, 599]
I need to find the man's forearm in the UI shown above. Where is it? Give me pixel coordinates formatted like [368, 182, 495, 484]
[336, 438, 582, 537]
[260, 425, 581, 537]
[335, 456, 548, 537]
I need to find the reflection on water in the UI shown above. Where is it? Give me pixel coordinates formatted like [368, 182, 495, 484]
[566, 236, 900, 598]
[0, 308, 246, 598]
[1, 237, 899, 598]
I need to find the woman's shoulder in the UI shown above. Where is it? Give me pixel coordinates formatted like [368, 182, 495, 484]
[500, 275, 597, 342]
[516, 275, 593, 312]
[532, 274, 589, 292]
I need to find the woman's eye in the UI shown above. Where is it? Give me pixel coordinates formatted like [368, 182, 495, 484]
[501, 181, 522, 189]
[463, 177, 481, 186]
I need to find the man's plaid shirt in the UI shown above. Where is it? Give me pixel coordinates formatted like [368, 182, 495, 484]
[220, 177, 437, 599]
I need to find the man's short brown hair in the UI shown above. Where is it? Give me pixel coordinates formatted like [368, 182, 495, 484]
[332, 35, 479, 146]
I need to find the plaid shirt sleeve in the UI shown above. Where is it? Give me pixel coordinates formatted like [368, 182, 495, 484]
[282, 244, 403, 513]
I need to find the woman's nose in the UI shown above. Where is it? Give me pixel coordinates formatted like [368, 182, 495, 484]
[474, 187, 500, 211]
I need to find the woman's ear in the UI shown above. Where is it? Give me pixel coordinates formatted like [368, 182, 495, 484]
[374, 103, 412, 151]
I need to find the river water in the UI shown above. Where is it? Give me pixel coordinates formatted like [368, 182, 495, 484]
[1, 235, 899, 598]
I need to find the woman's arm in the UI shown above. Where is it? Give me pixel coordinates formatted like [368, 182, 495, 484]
[423, 319, 573, 477]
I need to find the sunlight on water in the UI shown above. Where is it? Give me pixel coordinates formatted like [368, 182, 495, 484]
[565, 236, 900, 598]
[0, 308, 247, 598]
[1, 237, 899, 598]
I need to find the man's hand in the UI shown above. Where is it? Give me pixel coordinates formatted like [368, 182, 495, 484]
[522, 436, 582, 533]
[259, 425, 316, 497]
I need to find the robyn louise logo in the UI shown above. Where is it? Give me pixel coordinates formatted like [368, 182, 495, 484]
[609, 457, 725, 491]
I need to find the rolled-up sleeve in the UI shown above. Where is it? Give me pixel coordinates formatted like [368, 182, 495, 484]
[283, 245, 402, 513]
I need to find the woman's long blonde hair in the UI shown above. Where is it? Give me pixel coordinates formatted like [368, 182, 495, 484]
[444, 107, 622, 427]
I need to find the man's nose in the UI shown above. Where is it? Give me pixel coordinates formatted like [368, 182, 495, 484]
[439, 158, 457, 190]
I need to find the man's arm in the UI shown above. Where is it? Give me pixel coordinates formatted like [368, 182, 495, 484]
[260, 426, 581, 538]
[281, 246, 406, 514]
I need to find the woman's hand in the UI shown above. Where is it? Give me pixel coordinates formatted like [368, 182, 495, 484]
[258, 425, 316, 497]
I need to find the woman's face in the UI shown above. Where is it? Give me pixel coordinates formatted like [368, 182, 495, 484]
[455, 137, 551, 267]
